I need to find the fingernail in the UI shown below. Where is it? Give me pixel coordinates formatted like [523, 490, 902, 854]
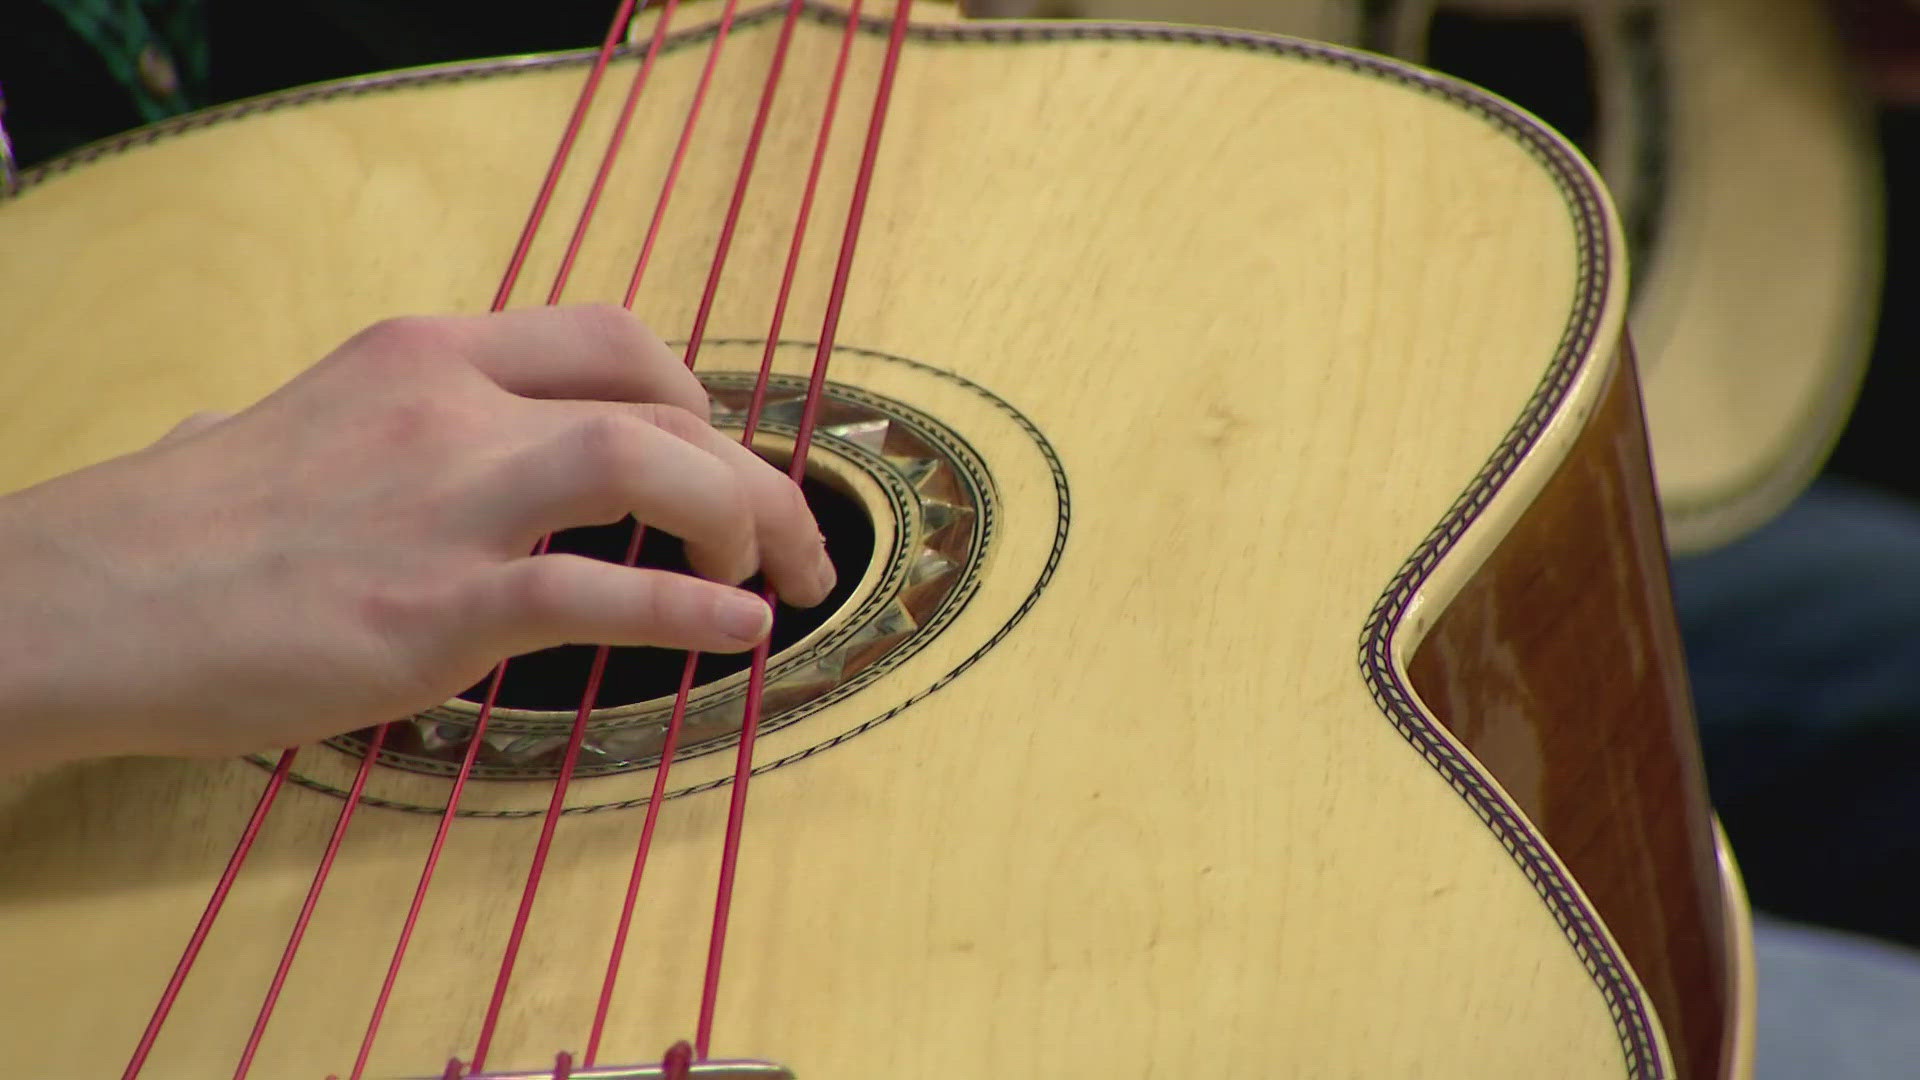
[811, 547, 838, 603]
[717, 591, 772, 645]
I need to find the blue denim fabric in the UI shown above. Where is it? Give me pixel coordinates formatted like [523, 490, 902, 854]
[1673, 478, 1920, 951]
[1672, 478, 1920, 1077]
[1751, 916, 1920, 1080]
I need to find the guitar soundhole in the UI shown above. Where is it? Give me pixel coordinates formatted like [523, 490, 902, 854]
[450, 472, 875, 712]
[324, 368, 994, 784]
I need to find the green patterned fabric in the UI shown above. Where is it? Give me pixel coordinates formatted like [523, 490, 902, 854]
[38, 0, 211, 120]
[1, 3, 612, 167]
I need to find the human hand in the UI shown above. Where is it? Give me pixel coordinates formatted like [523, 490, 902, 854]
[0, 305, 833, 771]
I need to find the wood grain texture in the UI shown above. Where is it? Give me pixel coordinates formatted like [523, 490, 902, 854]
[1407, 344, 1736, 1080]
[0, 3, 1718, 1076]
[985, 0, 1881, 555]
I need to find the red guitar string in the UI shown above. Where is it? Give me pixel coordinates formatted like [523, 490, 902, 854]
[346, 666, 500, 1079]
[348, 5, 668, 1075]
[580, 0, 812, 1064]
[663, 1040, 695, 1080]
[622, 0, 743, 310]
[492, 0, 643, 311]
[581, 653, 697, 1068]
[119, 3, 638, 1074]
[126, 0, 911, 1071]
[120, 748, 297, 1079]
[231, 723, 392, 1078]
[469, 5, 744, 1072]
[740, 0, 866, 441]
[546, 0, 680, 306]
[683, 0, 805, 365]
[466, 546, 629, 1073]
[694, 0, 914, 1059]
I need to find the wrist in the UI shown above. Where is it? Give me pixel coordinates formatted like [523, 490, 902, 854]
[0, 512, 128, 774]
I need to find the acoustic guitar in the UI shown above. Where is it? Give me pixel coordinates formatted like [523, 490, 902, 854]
[0, 1, 1753, 1077]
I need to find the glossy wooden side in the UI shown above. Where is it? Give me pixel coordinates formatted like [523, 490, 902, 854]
[1408, 345, 1742, 1079]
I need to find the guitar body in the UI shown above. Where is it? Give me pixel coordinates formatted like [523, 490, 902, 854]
[0, 3, 1749, 1077]
[987, 0, 1884, 555]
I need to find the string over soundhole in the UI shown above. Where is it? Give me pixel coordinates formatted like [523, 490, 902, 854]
[325, 367, 994, 785]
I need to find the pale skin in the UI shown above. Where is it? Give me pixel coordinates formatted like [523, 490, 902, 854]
[0, 305, 834, 775]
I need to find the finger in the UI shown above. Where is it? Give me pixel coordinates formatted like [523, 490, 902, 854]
[151, 410, 233, 447]
[372, 305, 711, 420]
[621, 402, 836, 609]
[508, 409, 762, 586]
[477, 304, 707, 418]
[526, 401, 834, 607]
[470, 554, 773, 655]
